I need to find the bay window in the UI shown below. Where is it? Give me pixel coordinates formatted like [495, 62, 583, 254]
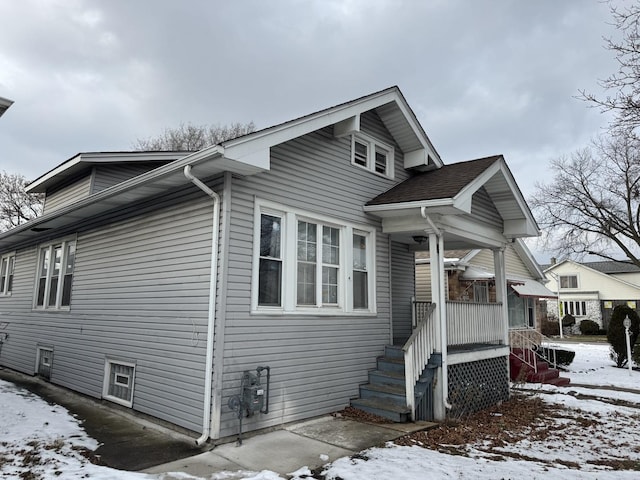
[253, 200, 375, 314]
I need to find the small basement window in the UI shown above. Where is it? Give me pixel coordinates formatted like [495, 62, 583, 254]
[351, 133, 394, 178]
[36, 346, 53, 381]
[103, 360, 136, 407]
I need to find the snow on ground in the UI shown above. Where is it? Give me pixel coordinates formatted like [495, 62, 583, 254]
[1, 341, 640, 479]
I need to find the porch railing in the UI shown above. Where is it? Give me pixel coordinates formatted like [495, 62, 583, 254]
[446, 301, 504, 346]
[509, 328, 558, 372]
[403, 302, 437, 420]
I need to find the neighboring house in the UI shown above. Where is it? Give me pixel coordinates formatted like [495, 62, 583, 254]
[416, 239, 556, 332]
[544, 259, 640, 330]
[0, 96, 13, 118]
[0, 87, 539, 443]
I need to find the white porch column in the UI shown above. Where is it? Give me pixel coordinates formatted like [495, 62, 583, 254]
[493, 246, 509, 345]
[429, 232, 448, 421]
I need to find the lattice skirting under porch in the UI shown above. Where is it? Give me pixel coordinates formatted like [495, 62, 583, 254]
[447, 356, 509, 419]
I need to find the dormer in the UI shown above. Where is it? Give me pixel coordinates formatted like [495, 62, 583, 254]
[26, 151, 189, 215]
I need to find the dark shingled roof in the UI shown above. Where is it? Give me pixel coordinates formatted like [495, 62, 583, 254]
[583, 261, 640, 274]
[366, 155, 501, 206]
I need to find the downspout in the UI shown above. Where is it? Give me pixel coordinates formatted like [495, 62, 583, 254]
[184, 165, 220, 445]
[421, 207, 453, 410]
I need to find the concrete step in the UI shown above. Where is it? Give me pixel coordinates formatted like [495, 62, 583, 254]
[527, 368, 559, 383]
[350, 398, 411, 423]
[545, 376, 571, 387]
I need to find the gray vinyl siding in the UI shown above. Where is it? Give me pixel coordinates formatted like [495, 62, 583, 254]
[415, 263, 448, 302]
[91, 163, 169, 193]
[391, 241, 415, 344]
[415, 262, 431, 301]
[217, 121, 408, 438]
[471, 245, 533, 279]
[0, 185, 218, 432]
[471, 187, 503, 229]
[42, 174, 92, 214]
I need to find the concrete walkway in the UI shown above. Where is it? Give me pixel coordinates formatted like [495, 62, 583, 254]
[0, 367, 434, 477]
[144, 416, 434, 478]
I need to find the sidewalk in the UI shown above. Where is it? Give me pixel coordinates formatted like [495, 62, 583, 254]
[144, 416, 434, 478]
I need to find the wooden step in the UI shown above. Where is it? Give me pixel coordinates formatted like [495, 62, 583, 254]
[384, 344, 404, 360]
[359, 382, 406, 406]
[368, 369, 405, 387]
[350, 398, 411, 423]
[377, 356, 405, 374]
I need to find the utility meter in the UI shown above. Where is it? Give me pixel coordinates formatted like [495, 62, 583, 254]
[241, 370, 264, 416]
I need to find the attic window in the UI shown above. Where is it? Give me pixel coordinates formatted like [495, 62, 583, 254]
[559, 275, 578, 289]
[351, 134, 394, 179]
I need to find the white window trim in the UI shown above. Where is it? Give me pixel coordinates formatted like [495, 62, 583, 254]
[558, 273, 579, 290]
[32, 236, 76, 311]
[351, 133, 395, 179]
[103, 359, 136, 408]
[0, 251, 15, 296]
[35, 346, 54, 374]
[251, 199, 377, 315]
[560, 300, 587, 317]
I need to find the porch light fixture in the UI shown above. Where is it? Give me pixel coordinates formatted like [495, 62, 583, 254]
[412, 235, 428, 245]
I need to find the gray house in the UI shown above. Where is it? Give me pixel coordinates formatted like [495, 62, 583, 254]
[0, 87, 539, 443]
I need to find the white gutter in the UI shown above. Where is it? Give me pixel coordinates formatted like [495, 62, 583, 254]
[184, 165, 220, 445]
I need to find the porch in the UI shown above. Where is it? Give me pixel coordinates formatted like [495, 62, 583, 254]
[357, 156, 540, 423]
[351, 299, 509, 422]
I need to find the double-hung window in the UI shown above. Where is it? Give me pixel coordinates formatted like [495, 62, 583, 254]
[351, 133, 394, 179]
[258, 214, 282, 306]
[559, 275, 578, 289]
[0, 253, 15, 295]
[253, 200, 375, 314]
[35, 239, 76, 309]
[296, 221, 341, 307]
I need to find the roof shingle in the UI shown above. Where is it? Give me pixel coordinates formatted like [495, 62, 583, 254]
[366, 155, 500, 206]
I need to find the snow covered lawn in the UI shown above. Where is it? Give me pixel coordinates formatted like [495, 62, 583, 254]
[1, 341, 640, 479]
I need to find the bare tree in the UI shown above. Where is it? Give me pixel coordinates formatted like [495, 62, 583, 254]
[532, 131, 640, 266]
[578, 1, 640, 130]
[0, 171, 43, 232]
[133, 122, 255, 151]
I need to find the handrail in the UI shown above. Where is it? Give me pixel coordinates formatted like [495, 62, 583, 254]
[403, 303, 437, 420]
[509, 329, 559, 374]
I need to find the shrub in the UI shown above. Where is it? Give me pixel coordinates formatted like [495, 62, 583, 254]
[562, 314, 576, 327]
[579, 319, 600, 335]
[553, 348, 576, 366]
[607, 305, 640, 368]
[541, 318, 560, 336]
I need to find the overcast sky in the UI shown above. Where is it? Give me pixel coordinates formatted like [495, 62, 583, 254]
[0, 0, 622, 258]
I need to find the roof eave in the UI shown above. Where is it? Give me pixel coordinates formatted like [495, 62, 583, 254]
[0, 146, 267, 251]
